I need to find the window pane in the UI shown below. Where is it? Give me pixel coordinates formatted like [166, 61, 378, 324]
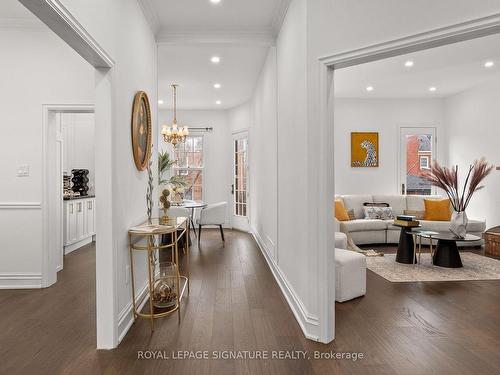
[405, 134, 433, 195]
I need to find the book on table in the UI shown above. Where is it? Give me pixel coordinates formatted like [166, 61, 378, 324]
[394, 219, 420, 227]
[396, 215, 417, 222]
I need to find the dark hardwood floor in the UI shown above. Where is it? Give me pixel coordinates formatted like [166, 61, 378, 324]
[1, 231, 499, 374]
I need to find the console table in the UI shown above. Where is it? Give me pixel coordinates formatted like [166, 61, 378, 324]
[128, 216, 190, 332]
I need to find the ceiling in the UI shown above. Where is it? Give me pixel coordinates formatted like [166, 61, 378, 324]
[0, 0, 36, 18]
[150, 0, 285, 31]
[158, 43, 269, 110]
[150, 0, 290, 110]
[335, 33, 500, 99]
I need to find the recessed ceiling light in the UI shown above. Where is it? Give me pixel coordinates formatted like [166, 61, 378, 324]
[211, 56, 220, 64]
[366, 86, 374, 92]
[216, 100, 222, 105]
[158, 100, 164, 105]
[213, 83, 221, 89]
[484, 61, 494, 68]
[404, 60, 414, 67]
[210, 0, 221, 4]
[429, 86, 437, 92]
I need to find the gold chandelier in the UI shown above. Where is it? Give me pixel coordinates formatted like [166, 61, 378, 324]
[161, 84, 189, 147]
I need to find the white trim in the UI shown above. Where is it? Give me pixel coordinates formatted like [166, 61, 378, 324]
[117, 282, 150, 344]
[137, 0, 161, 36]
[251, 230, 320, 341]
[0, 202, 41, 209]
[18, 0, 115, 68]
[64, 237, 93, 255]
[0, 273, 42, 289]
[271, 0, 291, 36]
[319, 13, 500, 69]
[156, 27, 275, 46]
[318, 13, 500, 345]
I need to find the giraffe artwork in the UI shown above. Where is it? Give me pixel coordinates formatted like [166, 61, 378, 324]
[351, 132, 379, 167]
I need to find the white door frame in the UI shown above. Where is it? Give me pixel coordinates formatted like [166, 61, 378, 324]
[42, 104, 95, 288]
[21, 0, 117, 349]
[231, 129, 250, 231]
[318, 14, 500, 343]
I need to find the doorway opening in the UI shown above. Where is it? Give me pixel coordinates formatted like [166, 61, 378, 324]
[43, 105, 95, 287]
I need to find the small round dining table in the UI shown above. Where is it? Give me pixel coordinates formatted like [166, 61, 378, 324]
[172, 200, 207, 236]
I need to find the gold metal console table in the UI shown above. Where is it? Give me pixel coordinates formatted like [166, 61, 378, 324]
[128, 216, 190, 332]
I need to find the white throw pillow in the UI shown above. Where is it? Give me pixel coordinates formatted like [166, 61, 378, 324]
[364, 206, 394, 220]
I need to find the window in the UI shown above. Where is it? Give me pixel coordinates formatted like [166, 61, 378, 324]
[173, 136, 203, 201]
[234, 137, 248, 217]
[420, 156, 430, 169]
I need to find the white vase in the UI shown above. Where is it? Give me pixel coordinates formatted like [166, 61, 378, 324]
[450, 211, 468, 239]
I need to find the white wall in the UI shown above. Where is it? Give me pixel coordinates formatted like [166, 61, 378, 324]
[158, 109, 232, 225]
[445, 78, 500, 228]
[334, 98, 445, 195]
[62, 113, 96, 192]
[229, 47, 278, 257]
[0, 26, 94, 287]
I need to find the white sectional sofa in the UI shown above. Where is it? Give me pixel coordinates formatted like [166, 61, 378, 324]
[337, 194, 486, 247]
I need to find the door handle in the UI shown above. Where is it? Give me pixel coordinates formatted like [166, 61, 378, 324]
[231, 184, 234, 195]
[401, 183, 405, 195]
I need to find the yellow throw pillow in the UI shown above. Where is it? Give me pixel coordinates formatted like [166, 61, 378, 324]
[334, 199, 350, 221]
[423, 199, 451, 221]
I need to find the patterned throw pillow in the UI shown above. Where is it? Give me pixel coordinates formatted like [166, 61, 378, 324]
[364, 206, 394, 220]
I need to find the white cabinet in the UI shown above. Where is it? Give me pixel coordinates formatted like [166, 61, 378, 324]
[64, 197, 96, 254]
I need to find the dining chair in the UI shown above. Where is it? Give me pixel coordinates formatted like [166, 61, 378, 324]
[196, 202, 228, 246]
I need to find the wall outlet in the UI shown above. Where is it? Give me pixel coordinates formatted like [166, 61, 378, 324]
[125, 265, 130, 285]
[16, 165, 29, 177]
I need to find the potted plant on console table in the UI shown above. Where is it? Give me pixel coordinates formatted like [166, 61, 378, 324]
[422, 158, 493, 238]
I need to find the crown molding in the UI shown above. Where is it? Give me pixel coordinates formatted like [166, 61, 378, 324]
[137, 0, 161, 36]
[156, 26, 275, 46]
[0, 17, 48, 31]
[271, 0, 291, 36]
[18, 0, 114, 68]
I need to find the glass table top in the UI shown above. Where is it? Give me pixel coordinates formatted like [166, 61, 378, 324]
[129, 216, 188, 234]
[413, 230, 481, 242]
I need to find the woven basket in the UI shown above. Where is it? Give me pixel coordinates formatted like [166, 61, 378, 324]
[484, 226, 500, 256]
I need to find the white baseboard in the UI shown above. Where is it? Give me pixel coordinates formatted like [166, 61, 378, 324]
[117, 282, 150, 344]
[64, 237, 93, 255]
[0, 273, 42, 289]
[250, 230, 320, 341]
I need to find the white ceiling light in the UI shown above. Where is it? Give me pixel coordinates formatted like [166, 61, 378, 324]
[213, 83, 221, 89]
[429, 86, 437, 92]
[484, 61, 494, 68]
[404, 60, 414, 67]
[366, 86, 374, 92]
[211, 56, 220, 64]
[158, 100, 164, 105]
[210, 0, 221, 4]
[216, 100, 222, 105]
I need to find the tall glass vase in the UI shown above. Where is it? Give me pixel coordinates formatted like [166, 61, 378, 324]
[450, 211, 468, 239]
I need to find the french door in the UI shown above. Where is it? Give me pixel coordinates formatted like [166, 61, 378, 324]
[399, 127, 437, 195]
[232, 131, 250, 231]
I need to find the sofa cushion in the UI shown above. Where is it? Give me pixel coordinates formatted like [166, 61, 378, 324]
[341, 195, 373, 219]
[344, 219, 387, 232]
[419, 219, 486, 233]
[423, 198, 451, 221]
[372, 195, 406, 215]
[334, 199, 350, 221]
[406, 195, 443, 211]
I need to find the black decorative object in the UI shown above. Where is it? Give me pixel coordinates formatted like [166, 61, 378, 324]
[71, 169, 89, 196]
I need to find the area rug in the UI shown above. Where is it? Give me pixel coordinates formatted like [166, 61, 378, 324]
[366, 253, 500, 282]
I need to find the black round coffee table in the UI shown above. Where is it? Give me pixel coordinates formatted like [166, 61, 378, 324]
[414, 231, 480, 268]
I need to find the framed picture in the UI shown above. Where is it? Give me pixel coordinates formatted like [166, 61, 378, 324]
[131, 91, 152, 171]
[351, 132, 379, 167]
